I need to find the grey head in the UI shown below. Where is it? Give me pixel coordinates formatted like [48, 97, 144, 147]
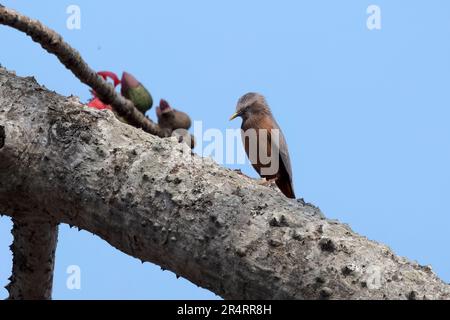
[230, 92, 272, 122]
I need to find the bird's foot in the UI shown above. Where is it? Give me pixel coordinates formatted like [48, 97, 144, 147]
[258, 178, 277, 186]
[233, 169, 252, 179]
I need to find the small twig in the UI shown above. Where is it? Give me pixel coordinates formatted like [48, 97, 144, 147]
[0, 5, 170, 138]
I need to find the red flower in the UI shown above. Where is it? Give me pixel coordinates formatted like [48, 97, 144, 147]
[87, 71, 120, 110]
[87, 97, 112, 110]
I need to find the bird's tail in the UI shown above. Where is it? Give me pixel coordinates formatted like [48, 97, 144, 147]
[276, 179, 296, 199]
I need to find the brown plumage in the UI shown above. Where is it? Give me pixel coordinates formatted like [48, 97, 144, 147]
[155, 99, 194, 148]
[230, 93, 296, 199]
[156, 99, 191, 130]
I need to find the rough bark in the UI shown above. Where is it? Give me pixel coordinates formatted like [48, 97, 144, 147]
[0, 67, 449, 300]
[5, 216, 58, 300]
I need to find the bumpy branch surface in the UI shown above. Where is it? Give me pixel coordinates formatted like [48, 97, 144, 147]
[6, 216, 58, 300]
[0, 4, 169, 137]
[0, 68, 449, 299]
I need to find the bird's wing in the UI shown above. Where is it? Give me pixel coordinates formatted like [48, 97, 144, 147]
[266, 118, 294, 183]
[265, 118, 296, 198]
[272, 123, 296, 198]
[241, 115, 296, 198]
[242, 116, 293, 175]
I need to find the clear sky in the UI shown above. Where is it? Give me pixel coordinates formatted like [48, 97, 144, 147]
[1, 0, 450, 299]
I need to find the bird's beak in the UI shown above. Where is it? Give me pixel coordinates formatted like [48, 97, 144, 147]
[229, 112, 240, 121]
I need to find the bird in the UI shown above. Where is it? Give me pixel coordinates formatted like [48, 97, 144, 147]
[230, 92, 296, 199]
[156, 99, 192, 130]
[121, 72, 153, 114]
[156, 99, 194, 148]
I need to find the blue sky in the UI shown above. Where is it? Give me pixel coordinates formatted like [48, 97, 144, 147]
[1, 0, 450, 299]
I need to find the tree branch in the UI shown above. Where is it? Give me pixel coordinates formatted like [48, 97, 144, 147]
[0, 4, 170, 138]
[1, 67, 449, 299]
[6, 216, 58, 300]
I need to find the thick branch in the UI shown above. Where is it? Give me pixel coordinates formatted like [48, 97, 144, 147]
[0, 67, 449, 299]
[0, 4, 169, 138]
[6, 216, 58, 300]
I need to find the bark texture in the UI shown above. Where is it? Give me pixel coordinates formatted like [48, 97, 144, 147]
[0, 67, 449, 299]
[6, 216, 58, 300]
